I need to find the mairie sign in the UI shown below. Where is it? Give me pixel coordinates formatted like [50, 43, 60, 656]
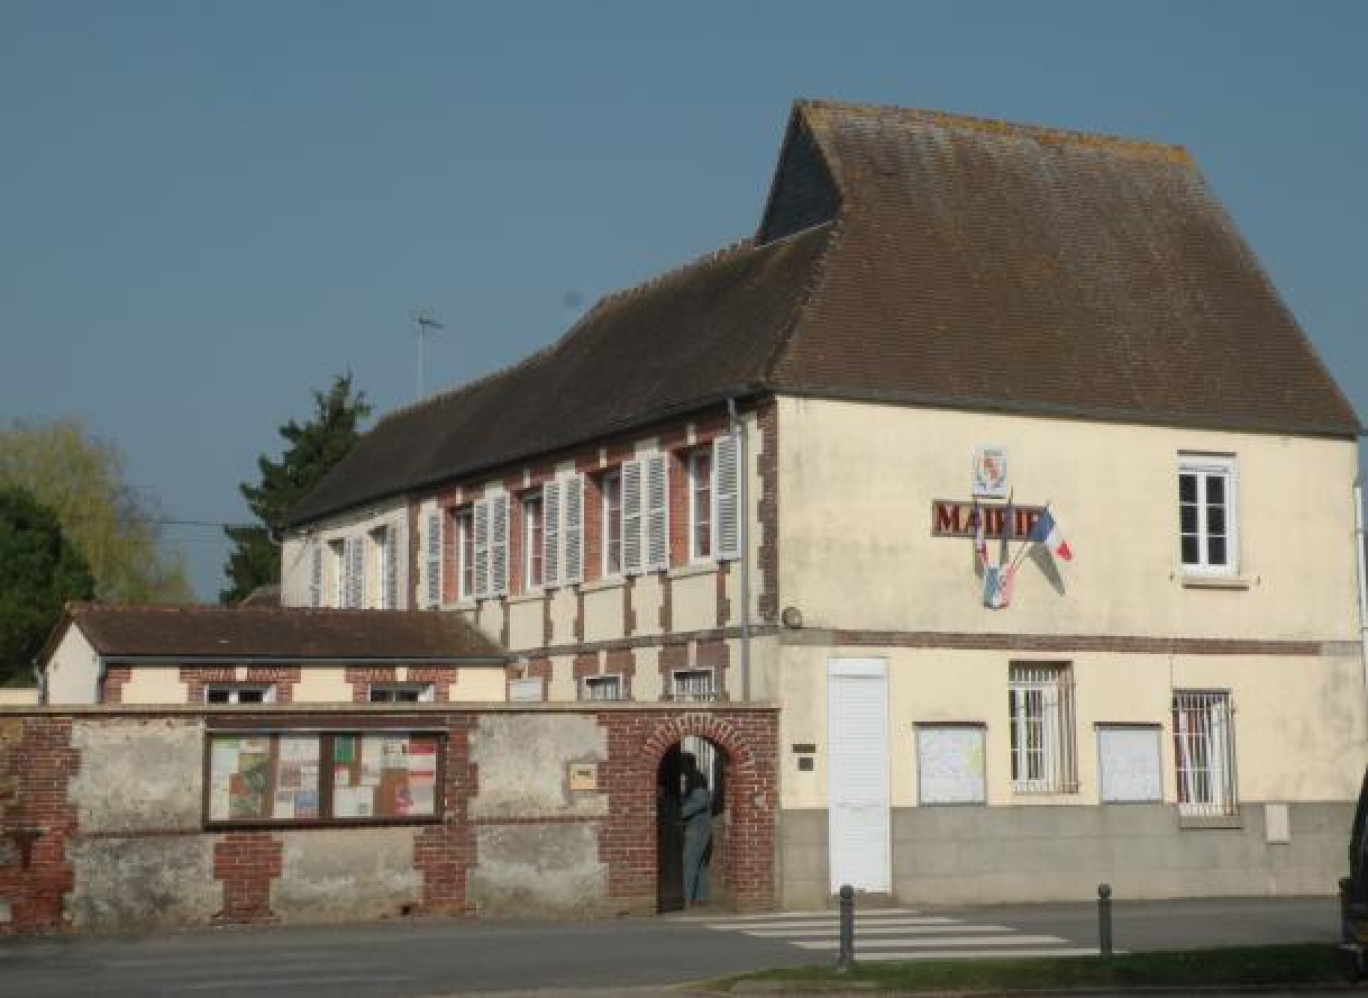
[931, 500, 1046, 540]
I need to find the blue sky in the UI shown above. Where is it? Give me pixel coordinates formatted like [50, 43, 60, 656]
[2, 1, 1365, 600]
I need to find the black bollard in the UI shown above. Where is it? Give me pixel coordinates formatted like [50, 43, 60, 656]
[836, 884, 855, 972]
[1097, 883, 1113, 958]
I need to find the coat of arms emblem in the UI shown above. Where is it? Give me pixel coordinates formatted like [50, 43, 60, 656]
[972, 446, 1009, 499]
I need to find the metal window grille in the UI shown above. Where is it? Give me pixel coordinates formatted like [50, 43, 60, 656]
[670, 668, 718, 702]
[583, 675, 623, 701]
[1172, 690, 1238, 816]
[1009, 664, 1078, 793]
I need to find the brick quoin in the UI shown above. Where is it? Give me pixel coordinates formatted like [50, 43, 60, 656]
[657, 643, 688, 699]
[345, 665, 398, 702]
[179, 666, 237, 704]
[604, 648, 636, 699]
[756, 399, 780, 624]
[100, 666, 131, 704]
[697, 639, 732, 700]
[597, 710, 778, 914]
[213, 832, 283, 923]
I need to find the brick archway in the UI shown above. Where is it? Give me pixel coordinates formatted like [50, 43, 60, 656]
[599, 709, 777, 914]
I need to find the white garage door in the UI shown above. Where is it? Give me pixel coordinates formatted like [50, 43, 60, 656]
[827, 658, 890, 893]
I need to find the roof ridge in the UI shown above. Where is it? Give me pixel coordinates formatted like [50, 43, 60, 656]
[794, 98, 1193, 166]
[592, 237, 756, 312]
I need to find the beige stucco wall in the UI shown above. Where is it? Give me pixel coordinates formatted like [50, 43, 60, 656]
[453, 667, 509, 702]
[281, 501, 411, 610]
[45, 627, 101, 705]
[778, 396, 1361, 642]
[293, 668, 354, 703]
[777, 642, 1368, 811]
[120, 666, 190, 705]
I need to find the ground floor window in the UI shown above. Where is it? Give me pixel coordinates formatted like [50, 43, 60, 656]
[206, 684, 274, 705]
[1172, 690, 1238, 816]
[368, 683, 434, 703]
[1008, 663, 1078, 794]
[670, 668, 717, 702]
[582, 674, 624, 701]
[205, 730, 443, 826]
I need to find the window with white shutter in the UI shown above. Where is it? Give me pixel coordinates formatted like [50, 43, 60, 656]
[473, 501, 490, 598]
[714, 433, 741, 561]
[563, 474, 584, 584]
[490, 493, 509, 596]
[347, 536, 366, 608]
[645, 452, 668, 571]
[309, 542, 323, 608]
[621, 459, 643, 574]
[425, 510, 442, 609]
[542, 481, 561, 588]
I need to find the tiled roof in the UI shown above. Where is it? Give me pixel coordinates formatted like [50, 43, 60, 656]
[48, 603, 508, 663]
[763, 100, 1359, 435]
[287, 100, 1358, 527]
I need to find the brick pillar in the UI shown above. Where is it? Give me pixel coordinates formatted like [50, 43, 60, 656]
[213, 832, 283, 924]
[414, 716, 476, 915]
[0, 717, 79, 934]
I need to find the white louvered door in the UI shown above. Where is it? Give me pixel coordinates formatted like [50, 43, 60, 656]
[827, 658, 891, 893]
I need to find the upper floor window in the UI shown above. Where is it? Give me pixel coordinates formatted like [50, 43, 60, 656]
[1008, 663, 1077, 794]
[688, 450, 713, 561]
[1179, 455, 1236, 575]
[523, 491, 545, 590]
[583, 674, 624, 701]
[602, 470, 623, 576]
[455, 508, 474, 601]
[370, 525, 398, 610]
[328, 539, 346, 607]
[206, 683, 274, 705]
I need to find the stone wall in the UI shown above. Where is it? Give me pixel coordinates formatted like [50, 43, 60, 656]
[0, 704, 779, 935]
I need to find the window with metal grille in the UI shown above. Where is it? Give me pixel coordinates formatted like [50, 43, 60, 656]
[671, 668, 717, 702]
[1008, 663, 1078, 793]
[368, 683, 434, 704]
[582, 674, 623, 701]
[1178, 455, 1236, 575]
[1172, 690, 1238, 816]
[206, 684, 274, 705]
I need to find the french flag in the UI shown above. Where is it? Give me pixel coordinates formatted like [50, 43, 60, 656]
[1030, 508, 1072, 561]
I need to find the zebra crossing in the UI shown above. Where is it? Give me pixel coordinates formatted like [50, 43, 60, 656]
[690, 907, 1103, 962]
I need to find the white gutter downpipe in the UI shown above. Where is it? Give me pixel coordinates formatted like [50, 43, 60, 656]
[1355, 483, 1368, 715]
[728, 398, 752, 702]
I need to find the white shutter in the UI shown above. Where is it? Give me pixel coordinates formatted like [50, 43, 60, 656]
[543, 480, 561, 589]
[473, 501, 490, 598]
[622, 459, 643, 574]
[645, 452, 668, 571]
[714, 433, 741, 561]
[490, 493, 509, 596]
[383, 526, 398, 610]
[425, 510, 442, 609]
[346, 536, 366, 608]
[563, 474, 584, 584]
[308, 542, 322, 608]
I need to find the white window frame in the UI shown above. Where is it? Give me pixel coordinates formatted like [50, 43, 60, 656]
[688, 449, 713, 562]
[368, 683, 435, 704]
[602, 470, 623, 577]
[205, 683, 276, 705]
[671, 667, 717, 702]
[582, 674, 624, 702]
[1008, 663, 1078, 794]
[523, 489, 545, 591]
[1178, 454, 1237, 576]
[1172, 690, 1239, 817]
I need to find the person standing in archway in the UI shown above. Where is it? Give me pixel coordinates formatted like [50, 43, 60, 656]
[681, 768, 713, 905]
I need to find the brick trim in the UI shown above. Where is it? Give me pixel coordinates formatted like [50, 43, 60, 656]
[756, 398, 779, 624]
[213, 832, 283, 923]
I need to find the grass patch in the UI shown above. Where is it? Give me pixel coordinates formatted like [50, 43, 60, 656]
[708, 943, 1347, 992]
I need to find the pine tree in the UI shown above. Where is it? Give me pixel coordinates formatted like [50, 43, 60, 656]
[221, 374, 371, 604]
[0, 486, 96, 686]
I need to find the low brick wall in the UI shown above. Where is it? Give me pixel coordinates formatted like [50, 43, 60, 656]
[0, 704, 778, 935]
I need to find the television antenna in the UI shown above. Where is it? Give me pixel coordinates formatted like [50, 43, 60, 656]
[412, 308, 447, 399]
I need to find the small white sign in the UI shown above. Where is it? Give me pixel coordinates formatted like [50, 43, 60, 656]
[972, 446, 1009, 498]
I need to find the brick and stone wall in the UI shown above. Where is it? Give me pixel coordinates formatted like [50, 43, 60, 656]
[0, 703, 778, 935]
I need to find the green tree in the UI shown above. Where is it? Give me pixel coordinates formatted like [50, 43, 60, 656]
[221, 373, 371, 604]
[0, 419, 193, 604]
[0, 486, 96, 686]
